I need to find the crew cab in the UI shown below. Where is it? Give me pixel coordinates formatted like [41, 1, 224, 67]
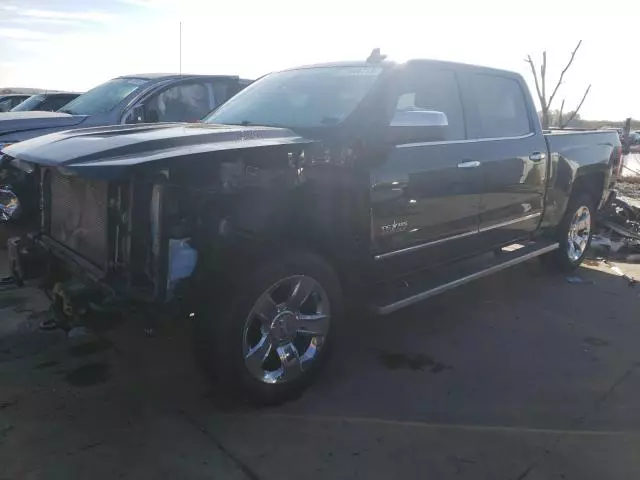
[1, 56, 621, 405]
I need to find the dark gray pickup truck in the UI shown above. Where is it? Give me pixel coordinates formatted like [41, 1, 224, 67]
[1, 56, 622, 405]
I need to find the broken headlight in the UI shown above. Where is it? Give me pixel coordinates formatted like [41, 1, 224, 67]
[0, 186, 21, 221]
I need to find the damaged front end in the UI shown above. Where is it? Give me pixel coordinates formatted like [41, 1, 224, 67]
[7, 166, 202, 323]
[1, 123, 312, 326]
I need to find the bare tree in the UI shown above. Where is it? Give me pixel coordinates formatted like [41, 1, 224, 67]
[525, 41, 591, 129]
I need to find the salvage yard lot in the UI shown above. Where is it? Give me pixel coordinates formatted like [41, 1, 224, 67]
[2, 253, 640, 480]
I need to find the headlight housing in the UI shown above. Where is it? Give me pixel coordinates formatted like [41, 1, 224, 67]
[0, 187, 21, 222]
[0, 142, 15, 153]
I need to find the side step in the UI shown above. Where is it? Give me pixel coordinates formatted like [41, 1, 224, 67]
[371, 241, 559, 315]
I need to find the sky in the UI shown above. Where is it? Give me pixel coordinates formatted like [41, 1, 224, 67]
[0, 0, 636, 120]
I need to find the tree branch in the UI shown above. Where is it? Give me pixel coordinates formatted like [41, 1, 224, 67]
[558, 99, 565, 128]
[548, 40, 582, 109]
[559, 84, 591, 129]
[525, 55, 545, 110]
[541, 51, 547, 103]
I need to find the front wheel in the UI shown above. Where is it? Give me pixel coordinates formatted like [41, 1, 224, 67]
[544, 193, 595, 271]
[194, 252, 343, 405]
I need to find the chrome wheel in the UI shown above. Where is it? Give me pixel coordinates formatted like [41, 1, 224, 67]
[242, 275, 331, 385]
[567, 205, 591, 262]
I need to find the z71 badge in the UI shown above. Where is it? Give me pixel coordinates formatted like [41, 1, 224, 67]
[381, 220, 408, 235]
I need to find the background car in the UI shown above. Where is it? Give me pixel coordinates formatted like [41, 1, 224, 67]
[9, 92, 82, 112]
[0, 94, 31, 112]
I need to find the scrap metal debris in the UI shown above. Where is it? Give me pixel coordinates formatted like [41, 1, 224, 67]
[595, 191, 640, 262]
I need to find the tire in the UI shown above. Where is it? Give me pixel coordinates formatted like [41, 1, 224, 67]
[194, 251, 343, 406]
[544, 193, 595, 271]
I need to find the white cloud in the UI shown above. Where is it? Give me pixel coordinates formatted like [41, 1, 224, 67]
[18, 9, 116, 23]
[118, 0, 160, 7]
[10, 16, 77, 25]
[1, 5, 18, 11]
[0, 27, 51, 41]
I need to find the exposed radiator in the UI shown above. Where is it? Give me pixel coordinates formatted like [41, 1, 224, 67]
[49, 171, 109, 267]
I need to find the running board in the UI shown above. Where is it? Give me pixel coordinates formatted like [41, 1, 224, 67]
[371, 242, 559, 315]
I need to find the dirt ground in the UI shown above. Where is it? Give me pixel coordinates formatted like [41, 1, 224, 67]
[2, 252, 640, 480]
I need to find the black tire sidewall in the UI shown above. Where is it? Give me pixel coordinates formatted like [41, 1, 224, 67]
[195, 251, 343, 406]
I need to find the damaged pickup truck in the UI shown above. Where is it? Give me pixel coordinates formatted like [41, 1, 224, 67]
[1, 56, 622, 404]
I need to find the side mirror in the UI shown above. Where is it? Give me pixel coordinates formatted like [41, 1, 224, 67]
[390, 110, 448, 128]
[386, 110, 449, 144]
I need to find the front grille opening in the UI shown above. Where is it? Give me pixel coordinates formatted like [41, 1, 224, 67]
[49, 170, 109, 267]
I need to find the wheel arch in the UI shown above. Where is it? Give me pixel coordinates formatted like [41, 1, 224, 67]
[570, 170, 607, 206]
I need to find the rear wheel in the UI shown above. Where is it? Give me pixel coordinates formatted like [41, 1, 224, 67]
[544, 193, 594, 270]
[194, 251, 343, 405]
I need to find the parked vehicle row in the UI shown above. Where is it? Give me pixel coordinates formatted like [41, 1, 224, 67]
[0, 94, 31, 112]
[0, 53, 622, 405]
[9, 92, 82, 113]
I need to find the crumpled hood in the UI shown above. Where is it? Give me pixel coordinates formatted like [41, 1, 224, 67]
[0, 111, 87, 138]
[2, 123, 313, 179]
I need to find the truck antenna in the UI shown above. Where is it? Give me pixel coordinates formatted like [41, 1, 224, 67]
[367, 48, 387, 64]
[179, 21, 182, 75]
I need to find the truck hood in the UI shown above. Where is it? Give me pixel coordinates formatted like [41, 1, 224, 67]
[2, 123, 314, 179]
[0, 111, 87, 138]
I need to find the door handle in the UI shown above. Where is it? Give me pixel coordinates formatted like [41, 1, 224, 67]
[529, 152, 547, 162]
[457, 161, 481, 169]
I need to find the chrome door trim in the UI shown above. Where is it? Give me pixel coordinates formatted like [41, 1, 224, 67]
[396, 131, 535, 149]
[478, 212, 542, 233]
[374, 212, 542, 261]
[374, 229, 478, 261]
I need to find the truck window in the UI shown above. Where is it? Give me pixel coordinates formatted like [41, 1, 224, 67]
[471, 74, 531, 139]
[143, 81, 219, 123]
[10, 95, 44, 112]
[59, 78, 149, 116]
[205, 66, 382, 128]
[46, 96, 76, 112]
[392, 68, 465, 141]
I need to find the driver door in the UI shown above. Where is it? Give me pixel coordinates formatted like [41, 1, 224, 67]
[370, 64, 482, 276]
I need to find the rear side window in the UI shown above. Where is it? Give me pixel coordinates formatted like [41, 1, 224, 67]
[46, 96, 77, 111]
[143, 81, 221, 123]
[393, 68, 465, 141]
[471, 74, 531, 139]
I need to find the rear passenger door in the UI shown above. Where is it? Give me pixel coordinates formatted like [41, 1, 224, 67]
[461, 71, 548, 247]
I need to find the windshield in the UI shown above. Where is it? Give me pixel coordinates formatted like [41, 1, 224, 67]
[10, 95, 45, 112]
[205, 66, 382, 129]
[58, 77, 149, 116]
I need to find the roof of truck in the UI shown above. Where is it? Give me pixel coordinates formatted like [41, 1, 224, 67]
[118, 73, 243, 81]
[287, 59, 522, 78]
